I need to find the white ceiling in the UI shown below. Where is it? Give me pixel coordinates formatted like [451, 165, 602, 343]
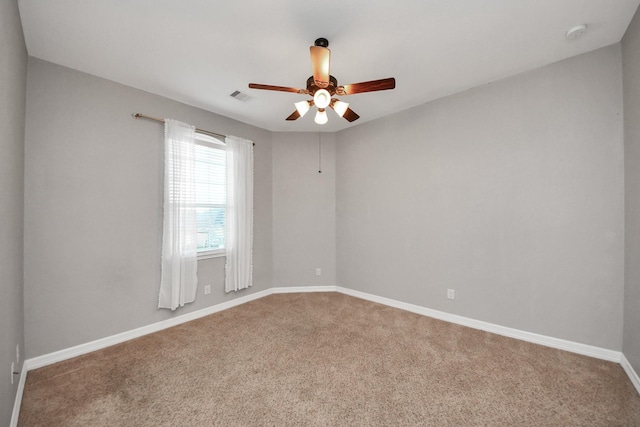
[18, 0, 640, 133]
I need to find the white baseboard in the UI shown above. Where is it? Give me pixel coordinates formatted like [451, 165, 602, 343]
[336, 286, 622, 363]
[24, 286, 334, 371]
[13, 285, 334, 426]
[271, 286, 337, 294]
[21, 284, 625, 369]
[15, 284, 635, 427]
[621, 353, 640, 395]
[10, 362, 27, 427]
[25, 288, 273, 371]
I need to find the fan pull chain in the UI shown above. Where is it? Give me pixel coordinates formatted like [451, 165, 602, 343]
[318, 132, 322, 174]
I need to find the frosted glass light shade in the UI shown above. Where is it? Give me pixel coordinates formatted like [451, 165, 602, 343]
[313, 89, 331, 109]
[314, 109, 328, 125]
[294, 100, 311, 117]
[332, 100, 349, 117]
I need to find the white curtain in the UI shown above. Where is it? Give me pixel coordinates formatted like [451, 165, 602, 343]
[158, 119, 198, 310]
[225, 135, 254, 292]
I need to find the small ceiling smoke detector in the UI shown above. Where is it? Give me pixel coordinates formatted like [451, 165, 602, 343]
[566, 24, 587, 40]
[230, 90, 253, 102]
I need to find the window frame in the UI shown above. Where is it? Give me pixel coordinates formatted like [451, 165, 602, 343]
[194, 132, 226, 260]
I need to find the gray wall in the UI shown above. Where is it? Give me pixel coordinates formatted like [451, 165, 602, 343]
[336, 45, 625, 350]
[623, 8, 640, 374]
[0, 0, 26, 423]
[24, 58, 273, 358]
[16, 18, 639, 375]
[272, 132, 336, 287]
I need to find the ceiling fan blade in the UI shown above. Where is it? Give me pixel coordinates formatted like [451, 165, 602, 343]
[342, 107, 360, 122]
[339, 78, 396, 95]
[248, 83, 307, 94]
[285, 110, 301, 121]
[310, 46, 330, 88]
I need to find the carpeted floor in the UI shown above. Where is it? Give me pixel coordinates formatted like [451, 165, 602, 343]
[18, 292, 640, 426]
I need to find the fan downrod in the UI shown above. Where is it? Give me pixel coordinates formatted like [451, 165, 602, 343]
[314, 38, 329, 48]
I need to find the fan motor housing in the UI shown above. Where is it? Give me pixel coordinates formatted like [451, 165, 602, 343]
[306, 75, 339, 95]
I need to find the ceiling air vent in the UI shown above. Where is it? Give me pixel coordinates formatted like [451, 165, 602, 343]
[230, 90, 252, 102]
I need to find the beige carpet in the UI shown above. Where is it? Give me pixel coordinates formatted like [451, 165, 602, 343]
[18, 292, 640, 426]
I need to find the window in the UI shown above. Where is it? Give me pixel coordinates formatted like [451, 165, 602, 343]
[194, 133, 226, 259]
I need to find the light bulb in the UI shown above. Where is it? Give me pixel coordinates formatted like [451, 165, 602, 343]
[332, 100, 349, 117]
[313, 89, 331, 109]
[294, 100, 311, 117]
[314, 109, 328, 125]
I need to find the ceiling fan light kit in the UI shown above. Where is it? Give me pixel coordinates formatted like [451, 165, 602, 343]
[331, 99, 349, 118]
[314, 109, 328, 125]
[295, 100, 312, 117]
[248, 38, 396, 125]
[313, 89, 331, 109]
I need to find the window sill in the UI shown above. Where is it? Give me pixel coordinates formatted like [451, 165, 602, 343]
[198, 250, 226, 260]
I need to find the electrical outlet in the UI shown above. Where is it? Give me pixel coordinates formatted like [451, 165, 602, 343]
[316, 268, 322, 276]
[447, 289, 455, 300]
[204, 285, 211, 295]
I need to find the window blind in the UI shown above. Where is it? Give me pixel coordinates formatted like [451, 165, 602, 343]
[194, 142, 226, 252]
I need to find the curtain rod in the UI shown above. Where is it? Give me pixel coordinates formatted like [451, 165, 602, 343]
[133, 113, 227, 141]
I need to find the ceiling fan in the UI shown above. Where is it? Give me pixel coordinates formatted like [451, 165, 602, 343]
[248, 38, 396, 125]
